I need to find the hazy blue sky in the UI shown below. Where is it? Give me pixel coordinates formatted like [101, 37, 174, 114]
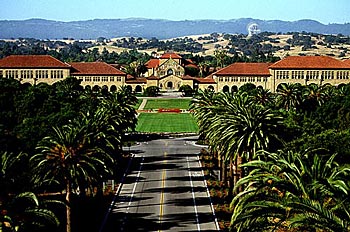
[1, 0, 350, 24]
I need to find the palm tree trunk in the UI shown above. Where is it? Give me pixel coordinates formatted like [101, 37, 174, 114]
[233, 156, 239, 194]
[221, 158, 227, 183]
[66, 181, 72, 232]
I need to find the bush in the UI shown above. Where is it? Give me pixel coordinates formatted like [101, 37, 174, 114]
[144, 86, 159, 97]
[179, 85, 194, 97]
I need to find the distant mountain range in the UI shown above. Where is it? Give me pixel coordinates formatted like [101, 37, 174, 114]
[0, 18, 350, 40]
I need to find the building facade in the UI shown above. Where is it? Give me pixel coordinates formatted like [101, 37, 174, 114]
[1, 54, 350, 93]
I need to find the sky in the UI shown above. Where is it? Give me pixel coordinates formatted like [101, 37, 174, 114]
[1, 0, 350, 24]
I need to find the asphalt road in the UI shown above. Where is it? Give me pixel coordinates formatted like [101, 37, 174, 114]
[101, 136, 219, 232]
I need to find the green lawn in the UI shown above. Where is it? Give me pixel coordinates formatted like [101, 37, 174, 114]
[136, 113, 198, 133]
[143, 99, 192, 110]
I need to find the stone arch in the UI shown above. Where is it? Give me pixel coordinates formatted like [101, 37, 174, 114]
[101, 85, 109, 95]
[231, 85, 238, 93]
[92, 85, 100, 92]
[135, 85, 142, 93]
[167, 81, 173, 89]
[223, 85, 230, 93]
[110, 85, 117, 92]
[126, 85, 132, 92]
[207, 85, 214, 91]
[85, 85, 91, 91]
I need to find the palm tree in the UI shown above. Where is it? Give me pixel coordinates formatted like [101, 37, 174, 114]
[214, 49, 228, 68]
[252, 87, 274, 107]
[0, 152, 27, 198]
[1, 192, 60, 232]
[31, 109, 115, 232]
[192, 91, 282, 188]
[198, 61, 210, 77]
[1, 152, 59, 232]
[276, 83, 302, 111]
[207, 93, 282, 188]
[230, 150, 350, 232]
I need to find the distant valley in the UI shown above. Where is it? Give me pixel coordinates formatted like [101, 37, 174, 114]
[0, 18, 350, 39]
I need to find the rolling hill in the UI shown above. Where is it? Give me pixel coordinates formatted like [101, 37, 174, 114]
[0, 18, 350, 40]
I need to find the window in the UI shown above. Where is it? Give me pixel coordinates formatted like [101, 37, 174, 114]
[85, 76, 91, 82]
[175, 71, 181, 76]
[257, 77, 261, 82]
[219, 77, 223, 82]
[110, 76, 115, 82]
[117, 76, 122, 81]
[102, 76, 108, 82]
[233, 77, 238, 82]
[167, 69, 173, 75]
[6, 70, 18, 79]
[276, 71, 289, 79]
[93, 76, 101, 82]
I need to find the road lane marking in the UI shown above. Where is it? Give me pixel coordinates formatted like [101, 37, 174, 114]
[99, 154, 135, 232]
[128, 156, 144, 209]
[197, 155, 220, 231]
[158, 151, 167, 232]
[121, 156, 144, 231]
[187, 156, 201, 231]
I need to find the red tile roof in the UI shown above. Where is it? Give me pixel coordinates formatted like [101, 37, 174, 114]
[70, 62, 126, 75]
[145, 59, 159, 69]
[125, 77, 147, 84]
[185, 63, 199, 69]
[182, 75, 195, 80]
[147, 75, 160, 80]
[214, 62, 272, 76]
[0, 55, 70, 68]
[343, 59, 350, 65]
[160, 53, 182, 59]
[195, 77, 216, 84]
[270, 56, 350, 69]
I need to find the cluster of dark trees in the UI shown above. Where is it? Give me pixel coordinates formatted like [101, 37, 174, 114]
[0, 77, 138, 232]
[112, 36, 204, 53]
[191, 82, 350, 231]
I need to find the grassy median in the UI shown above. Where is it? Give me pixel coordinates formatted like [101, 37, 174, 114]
[136, 113, 198, 133]
[143, 98, 192, 110]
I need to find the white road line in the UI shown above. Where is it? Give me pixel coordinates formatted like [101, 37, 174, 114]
[127, 156, 144, 210]
[99, 154, 135, 232]
[187, 156, 201, 231]
[120, 156, 144, 231]
[197, 155, 220, 231]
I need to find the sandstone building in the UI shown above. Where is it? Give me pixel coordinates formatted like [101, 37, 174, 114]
[1, 53, 350, 92]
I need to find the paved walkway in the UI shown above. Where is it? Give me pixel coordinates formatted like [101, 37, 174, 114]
[138, 99, 148, 110]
